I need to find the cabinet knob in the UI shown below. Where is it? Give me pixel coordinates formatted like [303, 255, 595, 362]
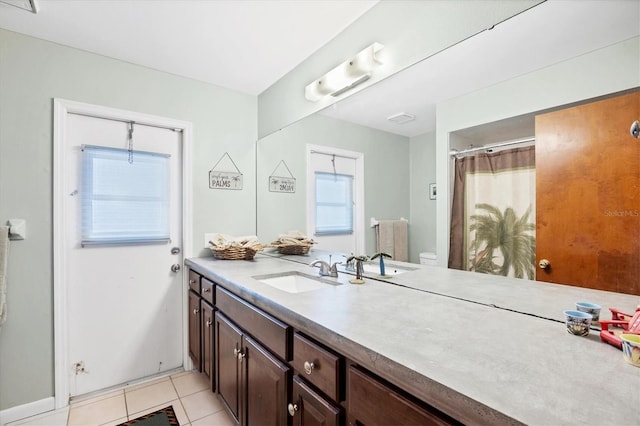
[303, 361, 315, 375]
[233, 348, 239, 357]
[202, 287, 210, 292]
[193, 308, 199, 315]
[539, 259, 551, 270]
[189, 279, 196, 284]
[287, 403, 298, 417]
[237, 352, 246, 362]
[206, 319, 212, 327]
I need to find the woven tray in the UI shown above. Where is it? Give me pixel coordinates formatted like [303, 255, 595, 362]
[276, 245, 311, 255]
[210, 246, 258, 260]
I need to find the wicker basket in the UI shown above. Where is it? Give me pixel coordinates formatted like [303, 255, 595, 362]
[276, 244, 312, 255]
[210, 246, 259, 260]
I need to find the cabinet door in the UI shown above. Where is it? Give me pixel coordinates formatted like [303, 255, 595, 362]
[188, 290, 201, 371]
[244, 335, 291, 426]
[216, 312, 242, 425]
[348, 365, 455, 426]
[290, 375, 341, 426]
[201, 301, 215, 389]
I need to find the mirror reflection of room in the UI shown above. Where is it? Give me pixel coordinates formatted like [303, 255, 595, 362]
[256, 1, 639, 295]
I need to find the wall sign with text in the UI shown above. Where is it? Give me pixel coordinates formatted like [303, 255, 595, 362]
[209, 152, 243, 190]
[269, 160, 296, 193]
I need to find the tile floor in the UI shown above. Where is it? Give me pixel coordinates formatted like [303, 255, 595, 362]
[8, 370, 234, 426]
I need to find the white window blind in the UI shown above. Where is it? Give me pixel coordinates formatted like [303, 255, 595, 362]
[315, 172, 353, 235]
[81, 145, 170, 245]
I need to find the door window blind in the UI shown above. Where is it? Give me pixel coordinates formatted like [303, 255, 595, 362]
[315, 172, 353, 235]
[81, 145, 170, 245]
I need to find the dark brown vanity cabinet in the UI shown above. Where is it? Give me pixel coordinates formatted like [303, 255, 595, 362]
[215, 286, 292, 426]
[188, 267, 460, 426]
[187, 270, 215, 389]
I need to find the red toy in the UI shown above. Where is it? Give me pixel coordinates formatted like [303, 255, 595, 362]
[599, 307, 640, 349]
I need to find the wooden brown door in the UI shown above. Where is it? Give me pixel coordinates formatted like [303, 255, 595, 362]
[245, 335, 291, 426]
[216, 312, 242, 425]
[536, 91, 640, 294]
[201, 301, 215, 389]
[291, 376, 341, 426]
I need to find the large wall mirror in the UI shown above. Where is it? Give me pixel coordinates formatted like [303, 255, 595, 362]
[256, 1, 639, 293]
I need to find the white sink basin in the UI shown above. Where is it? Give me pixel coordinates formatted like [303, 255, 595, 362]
[361, 263, 415, 276]
[253, 272, 341, 293]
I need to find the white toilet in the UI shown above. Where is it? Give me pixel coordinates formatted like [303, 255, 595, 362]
[419, 252, 437, 266]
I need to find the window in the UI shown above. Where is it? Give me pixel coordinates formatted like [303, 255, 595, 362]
[81, 145, 170, 245]
[315, 172, 353, 235]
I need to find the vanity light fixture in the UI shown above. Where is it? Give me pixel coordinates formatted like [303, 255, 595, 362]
[387, 112, 416, 124]
[305, 42, 384, 102]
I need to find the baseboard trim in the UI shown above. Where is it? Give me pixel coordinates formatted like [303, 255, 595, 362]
[0, 397, 55, 425]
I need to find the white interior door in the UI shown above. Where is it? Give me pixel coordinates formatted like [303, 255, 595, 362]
[306, 145, 364, 255]
[63, 113, 183, 397]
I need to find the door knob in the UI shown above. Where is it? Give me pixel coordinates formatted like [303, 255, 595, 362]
[171, 263, 181, 272]
[538, 259, 550, 270]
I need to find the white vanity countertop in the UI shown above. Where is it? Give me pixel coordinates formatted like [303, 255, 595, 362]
[185, 251, 640, 426]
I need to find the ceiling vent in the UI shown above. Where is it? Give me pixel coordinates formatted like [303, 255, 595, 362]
[387, 112, 415, 124]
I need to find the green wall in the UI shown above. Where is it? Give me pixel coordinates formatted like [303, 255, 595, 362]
[0, 29, 257, 410]
[409, 131, 437, 264]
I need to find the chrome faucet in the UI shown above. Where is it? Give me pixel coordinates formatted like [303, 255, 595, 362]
[309, 258, 340, 278]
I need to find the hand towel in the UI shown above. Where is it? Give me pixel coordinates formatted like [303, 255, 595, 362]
[376, 220, 396, 257]
[392, 220, 408, 262]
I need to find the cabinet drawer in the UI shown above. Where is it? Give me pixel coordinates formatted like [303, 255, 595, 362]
[188, 270, 200, 293]
[292, 332, 342, 402]
[348, 365, 457, 426]
[216, 286, 291, 360]
[201, 277, 214, 305]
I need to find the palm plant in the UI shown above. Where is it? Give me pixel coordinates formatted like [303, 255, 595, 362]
[468, 203, 536, 279]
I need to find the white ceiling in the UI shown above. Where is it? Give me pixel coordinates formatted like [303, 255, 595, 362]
[0, 0, 378, 95]
[321, 0, 640, 137]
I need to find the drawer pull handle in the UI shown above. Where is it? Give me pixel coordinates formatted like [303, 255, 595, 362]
[303, 361, 315, 375]
[287, 403, 298, 417]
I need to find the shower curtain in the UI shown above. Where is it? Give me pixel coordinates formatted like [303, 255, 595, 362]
[449, 146, 536, 279]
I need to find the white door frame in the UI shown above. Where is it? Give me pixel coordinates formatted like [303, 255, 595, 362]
[52, 98, 193, 409]
[306, 144, 365, 255]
